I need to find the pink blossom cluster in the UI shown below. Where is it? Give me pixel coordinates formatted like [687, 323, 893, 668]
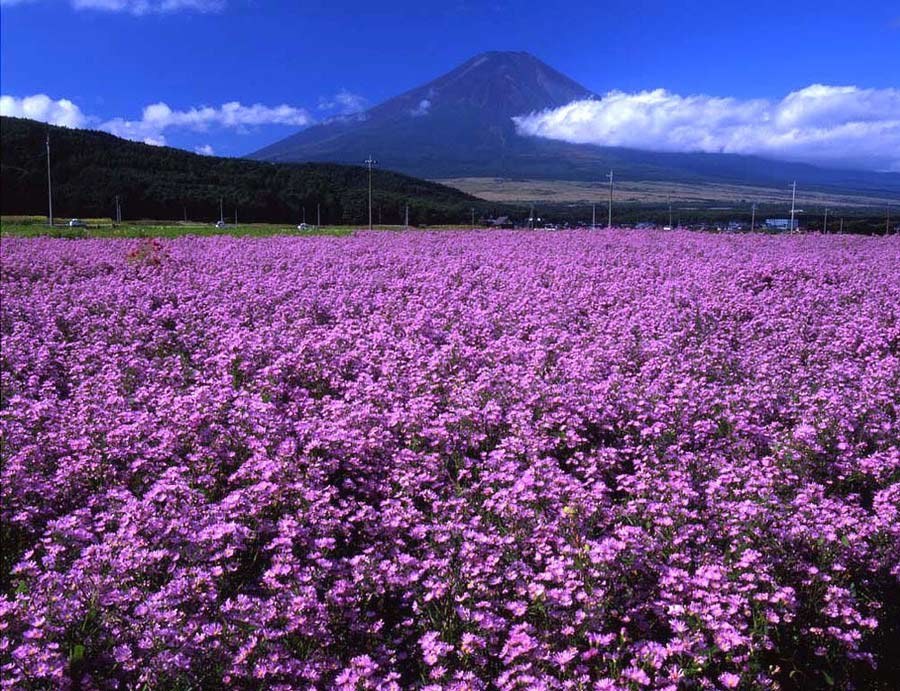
[1, 230, 899, 690]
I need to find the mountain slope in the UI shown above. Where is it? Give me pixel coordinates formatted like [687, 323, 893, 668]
[0, 116, 510, 224]
[251, 51, 900, 197]
[251, 51, 596, 175]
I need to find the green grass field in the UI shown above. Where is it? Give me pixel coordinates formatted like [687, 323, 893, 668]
[0, 218, 370, 239]
[0, 217, 496, 239]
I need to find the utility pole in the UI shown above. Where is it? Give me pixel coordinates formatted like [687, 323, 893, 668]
[115, 195, 121, 224]
[839, 218, 844, 234]
[46, 131, 53, 227]
[219, 197, 224, 224]
[823, 208, 828, 234]
[606, 170, 614, 229]
[750, 202, 757, 233]
[405, 204, 409, 229]
[789, 181, 797, 234]
[365, 155, 377, 230]
[235, 208, 238, 227]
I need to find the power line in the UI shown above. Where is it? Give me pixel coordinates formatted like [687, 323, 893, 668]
[46, 131, 53, 227]
[606, 170, 614, 229]
[789, 181, 797, 233]
[365, 155, 377, 230]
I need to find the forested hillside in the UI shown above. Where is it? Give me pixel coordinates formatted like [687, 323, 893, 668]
[0, 116, 515, 224]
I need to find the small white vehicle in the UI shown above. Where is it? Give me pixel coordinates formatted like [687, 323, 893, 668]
[297, 223, 310, 230]
[68, 218, 86, 228]
[215, 220, 227, 228]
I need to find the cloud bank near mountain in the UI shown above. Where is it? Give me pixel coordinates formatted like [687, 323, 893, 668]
[513, 85, 900, 172]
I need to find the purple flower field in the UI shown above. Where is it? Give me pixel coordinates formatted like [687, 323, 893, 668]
[1, 230, 899, 690]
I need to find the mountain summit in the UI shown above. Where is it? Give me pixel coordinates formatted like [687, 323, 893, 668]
[251, 52, 900, 195]
[361, 50, 596, 122]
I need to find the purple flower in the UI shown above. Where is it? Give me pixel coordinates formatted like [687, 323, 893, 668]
[1, 231, 898, 689]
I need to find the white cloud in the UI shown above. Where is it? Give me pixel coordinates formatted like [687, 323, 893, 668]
[194, 143, 215, 155]
[318, 89, 368, 115]
[99, 100, 312, 142]
[0, 94, 88, 128]
[317, 90, 369, 126]
[410, 98, 431, 117]
[1, 93, 313, 149]
[69, 0, 224, 14]
[513, 85, 900, 172]
[0, 0, 223, 10]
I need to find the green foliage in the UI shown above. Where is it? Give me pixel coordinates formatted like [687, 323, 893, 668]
[0, 117, 519, 225]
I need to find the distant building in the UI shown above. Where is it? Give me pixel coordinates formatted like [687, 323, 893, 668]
[727, 221, 745, 232]
[635, 221, 657, 230]
[765, 218, 799, 231]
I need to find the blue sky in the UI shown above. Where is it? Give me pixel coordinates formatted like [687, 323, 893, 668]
[1, 0, 899, 167]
